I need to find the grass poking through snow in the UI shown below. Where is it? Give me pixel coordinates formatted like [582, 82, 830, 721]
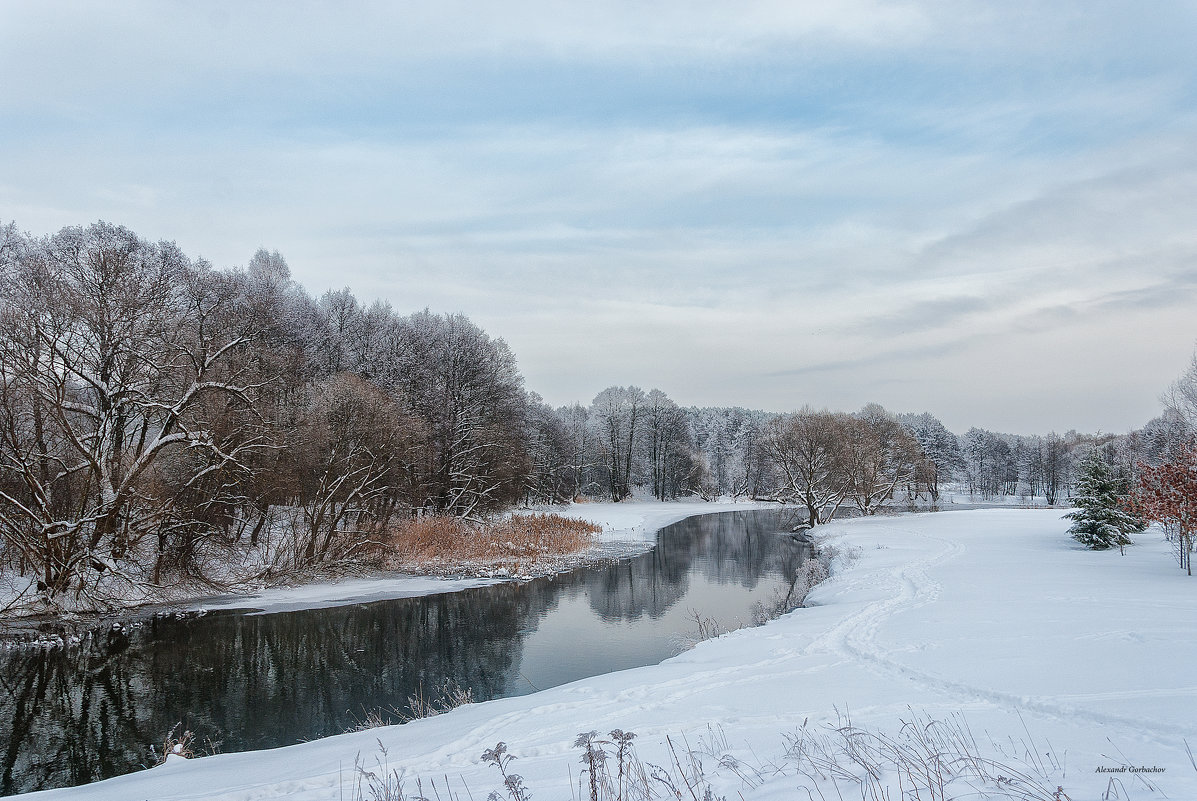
[348, 711, 1071, 801]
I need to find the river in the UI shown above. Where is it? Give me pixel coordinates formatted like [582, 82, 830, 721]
[0, 508, 806, 795]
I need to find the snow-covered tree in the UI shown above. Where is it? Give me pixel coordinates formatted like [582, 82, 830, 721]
[0, 223, 270, 601]
[898, 412, 962, 504]
[686, 406, 773, 498]
[759, 409, 852, 525]
[388, 310, 527, 518]
[846, 404, 925, 515]
[556, 402, 597, 499]
[1064, 452, 1140, 551]
[522, 393, 575, 504]
[590, 385, 646, 502]
[643, 389, 698, 501]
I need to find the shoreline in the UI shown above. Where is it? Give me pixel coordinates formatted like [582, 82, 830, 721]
[0, 496, 1052, 641]
[0, 499, 779, 644]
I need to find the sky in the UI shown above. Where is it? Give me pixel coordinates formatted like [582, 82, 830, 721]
[2, 1, 1196, 435]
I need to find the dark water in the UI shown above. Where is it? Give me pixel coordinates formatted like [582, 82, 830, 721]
[0, 509, 805, 795]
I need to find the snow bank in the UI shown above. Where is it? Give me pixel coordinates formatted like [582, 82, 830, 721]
[193, 574, 504, 615]
[26, 509, 1197, 801]
[555, 497, 778, 545]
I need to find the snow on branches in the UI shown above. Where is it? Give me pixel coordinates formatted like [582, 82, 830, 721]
[1063, 451, 1140, 552]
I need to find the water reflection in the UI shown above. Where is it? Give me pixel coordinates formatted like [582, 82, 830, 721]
[0, 509, 804, 794]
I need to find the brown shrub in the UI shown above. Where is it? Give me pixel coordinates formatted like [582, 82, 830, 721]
[379, 513, 601, 573]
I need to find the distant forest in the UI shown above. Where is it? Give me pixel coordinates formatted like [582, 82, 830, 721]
[1, 221, 1193, 605]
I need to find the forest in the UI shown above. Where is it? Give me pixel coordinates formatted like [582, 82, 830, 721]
[1, 221, 1194, 610]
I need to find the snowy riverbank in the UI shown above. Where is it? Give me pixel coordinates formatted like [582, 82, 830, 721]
[0, 499, 775, 626]
[24, 507, 1197, 801]
[189, 499, 778, 615]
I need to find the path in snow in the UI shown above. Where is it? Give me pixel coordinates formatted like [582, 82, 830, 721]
[815, 521, 1193, 751]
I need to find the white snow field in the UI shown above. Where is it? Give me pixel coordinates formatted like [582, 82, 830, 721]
[25, 508, 1197, 800]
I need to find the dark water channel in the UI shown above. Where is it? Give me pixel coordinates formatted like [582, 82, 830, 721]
[0, 509, 805, 795]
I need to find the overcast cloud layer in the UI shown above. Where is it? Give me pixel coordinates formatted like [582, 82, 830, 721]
[3, 1, 1196, 434]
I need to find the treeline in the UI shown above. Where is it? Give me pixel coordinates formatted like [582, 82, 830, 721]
[1, 220, 1193, 606]
[0, 222, 540, 604]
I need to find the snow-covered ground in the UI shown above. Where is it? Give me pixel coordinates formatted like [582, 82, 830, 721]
[24, 508, 1197, 801]
[193, 574, 505, 615]
[557, 496, 780, 544]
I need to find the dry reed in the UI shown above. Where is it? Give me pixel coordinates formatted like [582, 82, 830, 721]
[379, 513, 601, 573]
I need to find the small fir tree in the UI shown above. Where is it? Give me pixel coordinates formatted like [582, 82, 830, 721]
[1064, 452, 1139, 550]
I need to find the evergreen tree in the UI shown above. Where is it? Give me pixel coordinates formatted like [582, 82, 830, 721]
[1064, 452, 1139, 550]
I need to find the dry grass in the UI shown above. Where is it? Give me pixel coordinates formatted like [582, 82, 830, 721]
[345, 678, 476, 735]
[350, 711, 1067, 801]
[149, 722, 220, 767]
[378, 513, 601, 574]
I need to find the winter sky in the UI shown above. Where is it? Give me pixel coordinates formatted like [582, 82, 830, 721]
[2, 2, 1196, 434]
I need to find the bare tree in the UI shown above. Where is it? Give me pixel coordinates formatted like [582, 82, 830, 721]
[288, 374, 421, 566]
[1041, 431, 1070, 505]
[759, 409, 852, 525]
[590, 386, 646, 501]
[845, 404, 925, 515]
[1163, 350, 1197, 432]
[389, 311, 527, 519]
[0, 223, 268, 605]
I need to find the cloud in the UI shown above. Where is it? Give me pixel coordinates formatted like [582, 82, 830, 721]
[763, 337, 975, 380]
[2, 1, 1196, 433]
[851, 296, 996, 337]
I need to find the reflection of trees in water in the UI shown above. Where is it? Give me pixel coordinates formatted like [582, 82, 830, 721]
[0, 509, 804, 794]
[583, 548, 688, 622]
[584, 510, 805, 621]
[0, 587, 546, 794]
[678, 511, 806, 587]
[1, 629, 154, 795]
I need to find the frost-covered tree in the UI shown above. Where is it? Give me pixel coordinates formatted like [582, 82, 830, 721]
[556, 402, 597, 499]
[522, 393, 575, 504]
[1139, 409, 1194, 465]
[1064, 452, 1140, 551]
[686, 406, 773, 498]
[0, 223, 270, 601]
[898, 412, 961, 504]
[846, 404, 925, 515]
[962, 428, 1018, 498]
[760, 409, 852, 525]
[591, 385, 646, 501]
[644, 389, 696, 501]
